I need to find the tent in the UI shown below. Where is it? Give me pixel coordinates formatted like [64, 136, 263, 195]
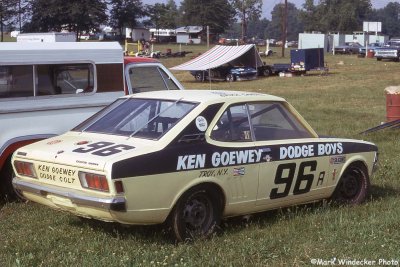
[170, 44, 263, 71]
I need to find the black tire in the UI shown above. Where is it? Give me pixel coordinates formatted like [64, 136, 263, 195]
[263, 68, 271, 77]
[194, 72, 204, 82]
[377, 58, 382, 61]
[0, 158, 26, 202]
[226, 74, 235, 82]
[331, 164, 369, 205]
[168, 185, 222, 242]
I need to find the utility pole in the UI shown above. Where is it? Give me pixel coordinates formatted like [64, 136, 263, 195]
[241, 0, 246, 43]
[281, 0, 288, 57]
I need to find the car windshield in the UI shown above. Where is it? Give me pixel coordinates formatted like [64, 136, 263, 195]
[72, 98, 197, 139]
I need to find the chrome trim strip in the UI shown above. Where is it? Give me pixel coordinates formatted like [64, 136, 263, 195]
[12, 178, 126, 211]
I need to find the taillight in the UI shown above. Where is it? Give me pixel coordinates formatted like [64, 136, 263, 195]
[14, 161, 37, 178]
[78, 172, 109, 192]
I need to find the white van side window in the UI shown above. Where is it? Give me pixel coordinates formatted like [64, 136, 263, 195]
[0, 63, 94, 98]
[0, 65, 33, 97]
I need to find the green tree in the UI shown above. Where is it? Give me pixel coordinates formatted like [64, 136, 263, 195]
[163, 0, 179, 28]
[371, 2, 400, 38]
[231, 0, 262, 41]
[180, 0, 235, 35]
[109, 0, 147, 37]
[300, 0, 372, 33]
[0, 0, 18, 41]
[300, 0, 322, 32]
[24, 0, 107, 40]
[68, 0, 107, 40]
[247, 18, 270, 40]
[267, 2, 303, 41]
[146, 2, 178, 29]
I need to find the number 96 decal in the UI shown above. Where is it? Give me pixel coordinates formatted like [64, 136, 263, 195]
[72, 142, 134, 157]
[270, 161, 325, 199]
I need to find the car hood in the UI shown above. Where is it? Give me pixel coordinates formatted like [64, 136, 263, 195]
[14, 131, 157, 171]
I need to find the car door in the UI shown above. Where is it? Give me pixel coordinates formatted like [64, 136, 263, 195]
[245, 101, 334, 209]
[209, 103, 260, 207]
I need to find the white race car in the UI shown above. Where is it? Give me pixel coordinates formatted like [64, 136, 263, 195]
[12, 90, 378, 241]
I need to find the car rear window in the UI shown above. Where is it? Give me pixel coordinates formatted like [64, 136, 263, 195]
[73, 98, 197, 139]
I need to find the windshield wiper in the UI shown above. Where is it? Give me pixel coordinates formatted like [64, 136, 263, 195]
[128, 97, 183, 139]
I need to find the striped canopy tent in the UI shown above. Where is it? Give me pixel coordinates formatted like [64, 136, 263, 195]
[170, 44, 263, 71]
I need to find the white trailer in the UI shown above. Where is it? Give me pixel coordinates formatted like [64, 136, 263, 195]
[17, 32, 76, 42]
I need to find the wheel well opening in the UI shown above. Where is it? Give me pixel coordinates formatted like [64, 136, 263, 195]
[346, 161, 368, 174]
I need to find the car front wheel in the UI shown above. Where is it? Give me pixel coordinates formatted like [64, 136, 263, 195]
[168, 185, 221, 242]
[331, 164, 369, 205]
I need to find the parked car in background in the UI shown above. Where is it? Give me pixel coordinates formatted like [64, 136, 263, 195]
[12, 90, 378, 241]
[359, 42, 384, 57]
[333, 42, 362, 54]
[287, 41, 298, 47]
[374, 39, 400, 61]
[191, 64, 257, 82]
[0, 42, 184, 200]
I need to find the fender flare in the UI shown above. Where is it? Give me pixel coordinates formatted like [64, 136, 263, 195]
[0, 134, 56, 170]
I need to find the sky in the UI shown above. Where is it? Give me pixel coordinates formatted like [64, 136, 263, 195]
[144, 0, 398, 19]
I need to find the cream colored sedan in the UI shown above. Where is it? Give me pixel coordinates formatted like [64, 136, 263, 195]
[12, 90, 378, 241]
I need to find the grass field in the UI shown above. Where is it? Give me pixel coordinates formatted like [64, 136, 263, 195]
[1, 44, 400, 266]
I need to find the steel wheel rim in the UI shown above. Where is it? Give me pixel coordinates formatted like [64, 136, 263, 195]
[183, 194, 213, 232]
[340, 171, 361, 199]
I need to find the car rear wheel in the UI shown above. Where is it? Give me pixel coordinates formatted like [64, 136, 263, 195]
[226, 74, 235, 82]
[168, 185, 221, 242]
[331, 164, 369, 205]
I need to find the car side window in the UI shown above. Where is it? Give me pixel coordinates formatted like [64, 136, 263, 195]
[0, 63, 94, 98]
[0, 65, 33, 97]
[211, 104, 252, 142]
[248, 102, 313, 141]
[50, 64, 94, 94]
[128, 66, 180, 93]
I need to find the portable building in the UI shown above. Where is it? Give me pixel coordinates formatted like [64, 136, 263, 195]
[17, 32, 76, 42]
[298, 33, 331, 52]
[176, 26, 203, 44]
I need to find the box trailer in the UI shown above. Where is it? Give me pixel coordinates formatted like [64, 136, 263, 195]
[17, 32, 76, 42]
[291, 48, 325, 72]
[267, 48, 327, 75]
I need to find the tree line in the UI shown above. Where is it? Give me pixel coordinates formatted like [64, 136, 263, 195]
[1, 0, 400, 42]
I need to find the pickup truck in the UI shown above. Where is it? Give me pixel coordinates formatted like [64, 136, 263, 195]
[0, 42, 184, 200]
[374, 39, 400, 61]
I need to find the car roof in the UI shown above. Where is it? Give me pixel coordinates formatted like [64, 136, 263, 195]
[122, 90, 286, 104]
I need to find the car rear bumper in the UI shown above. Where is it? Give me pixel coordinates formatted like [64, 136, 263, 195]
[12, 178, 126, 212]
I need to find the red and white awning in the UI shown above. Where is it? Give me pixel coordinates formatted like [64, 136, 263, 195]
[170, 44, 263, 71]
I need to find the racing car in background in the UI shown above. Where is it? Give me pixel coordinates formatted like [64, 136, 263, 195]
[191, 64, 257, 82]
[12, 90, 378, 241]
